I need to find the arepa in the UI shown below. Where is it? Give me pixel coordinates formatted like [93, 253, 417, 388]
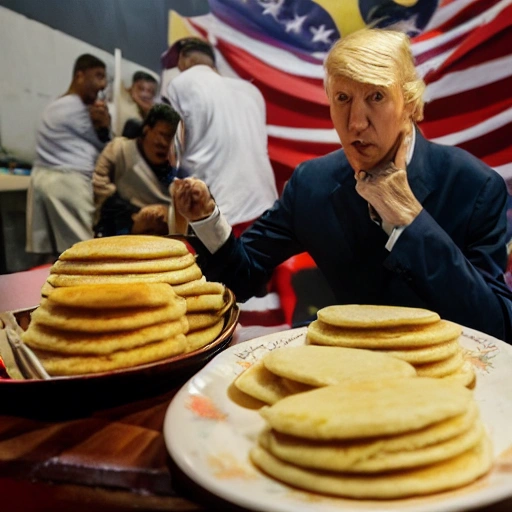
[59, 235, 189, 260]
[260, 378, 473, 440]
[50, 253, 195, 274]
[250, 437, 493, 499]
[31, 298, 186, 333]
[307, 319, 462, 348]
[45, 282, 177, 309]
[263, 345, 416, 387]
[22, 317, 188, 355]
[317, 304, 440, 328]
[35, 334, 187, 375]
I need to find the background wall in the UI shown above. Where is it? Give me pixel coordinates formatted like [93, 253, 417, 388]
[0, 0, 210, 72]
[0, 0, 210, 163]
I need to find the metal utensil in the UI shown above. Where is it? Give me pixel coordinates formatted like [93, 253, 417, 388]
[5, 328, 51, 380]
[0, 312, 24, 334]
[0, 329, 25, 379]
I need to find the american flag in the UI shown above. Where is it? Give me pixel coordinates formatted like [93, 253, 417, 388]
[166, 0, 512, 202]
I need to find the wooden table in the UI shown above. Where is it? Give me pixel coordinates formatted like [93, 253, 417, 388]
[1, 378, 512, 512]
[1, 272, 511, 512]
[0, 393, 256, 512]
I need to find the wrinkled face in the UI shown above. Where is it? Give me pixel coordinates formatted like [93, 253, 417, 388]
[77, 66, 107, 104]
[142, 121, 176, 166]
[327, 75, 411, 172]
[131, 80, 157, 103]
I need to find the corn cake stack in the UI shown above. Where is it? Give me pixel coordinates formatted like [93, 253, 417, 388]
[172, 279, 233, 352]
[22, 282, 187, 376]
[43, 235, 203, 293]
[234, 345, 417, 405]
[250, 377, 493, 499]
[40, 235, 232, 351]
[307, 304, 475, 388]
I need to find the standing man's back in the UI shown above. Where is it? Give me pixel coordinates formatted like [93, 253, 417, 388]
[165, 38, 278, 232]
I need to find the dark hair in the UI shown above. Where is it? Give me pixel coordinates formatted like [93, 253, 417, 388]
[142, 103, 181, 130]
[180, 41, 215, 65]
[132, 71, 158, 84]
[73, 54, 106, 76]
[161, 37, 216, 69]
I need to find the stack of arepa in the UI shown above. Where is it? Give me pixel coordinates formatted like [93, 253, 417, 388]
[307, 304, 475, 388]
[44, 235, 203, 292]
[250, 377, 493, 499]
[39, 235, 233, 354]
[22, 282, 188, 375]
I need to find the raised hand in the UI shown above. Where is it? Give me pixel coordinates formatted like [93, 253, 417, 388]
[131, 204, 169, 235]
[170, 178, 216, 222]
[355, 129, 422, 228]
[89, 100, 111, 130]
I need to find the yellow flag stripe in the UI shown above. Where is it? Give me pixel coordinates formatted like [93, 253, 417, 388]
[168, 9, 198, 46]
[312, 0, 366, 38]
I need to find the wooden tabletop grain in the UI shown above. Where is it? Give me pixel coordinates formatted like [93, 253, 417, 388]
[1, 381, 511, 512]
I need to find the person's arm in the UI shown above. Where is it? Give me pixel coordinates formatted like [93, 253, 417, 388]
[92, 141, 117, 212]
[131, 204, 169, 235]
[385, 174, 512, 343]
[171, 177, 302, 301]
[60, 96, 109, 150]
[89, 100, 112, 143]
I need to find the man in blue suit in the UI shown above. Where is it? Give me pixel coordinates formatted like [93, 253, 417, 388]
[170, 28, 512, 343]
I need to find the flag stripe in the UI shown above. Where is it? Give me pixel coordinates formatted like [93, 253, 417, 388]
[423, 75, 511, 122]
[424, 54, 512, 102]
[421, 97, 512, 140]
[483, 146, 512, 168]
[422, 0, 484, 33]
[215, 38, 328, 105]
[424, 3, 512, 80]
[430, 104, 512, 144]
[188, 16, 325, 78]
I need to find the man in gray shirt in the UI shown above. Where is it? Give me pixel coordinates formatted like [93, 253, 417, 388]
[26, 53, 111, 258]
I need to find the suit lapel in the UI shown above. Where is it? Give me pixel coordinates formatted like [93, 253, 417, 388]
[329, 172, 387, 259]
[328, 128, 436, 259]
[406, 128, 436, 205]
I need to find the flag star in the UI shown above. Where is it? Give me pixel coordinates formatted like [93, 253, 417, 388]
[285, 14, 307, 34]
[310, 24, 334, 44]
[258, 0, 285, 20]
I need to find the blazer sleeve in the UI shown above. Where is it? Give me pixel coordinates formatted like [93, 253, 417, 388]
[195, 171, 304, 301]
[93, 140, 118, 209]
[385, 173, 512, 343]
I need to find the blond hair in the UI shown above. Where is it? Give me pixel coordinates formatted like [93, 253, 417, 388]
[324, 29, 425, 122]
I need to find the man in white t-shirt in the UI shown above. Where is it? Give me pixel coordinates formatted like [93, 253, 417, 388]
[26, 53, 111, 257]
[164, 37, 278, 236]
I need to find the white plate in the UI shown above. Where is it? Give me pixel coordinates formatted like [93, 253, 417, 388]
[164, 327, 512, 512]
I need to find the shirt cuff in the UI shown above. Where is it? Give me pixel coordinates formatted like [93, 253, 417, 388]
[190, 205, 232, 253]
[385, 225, 407, 252]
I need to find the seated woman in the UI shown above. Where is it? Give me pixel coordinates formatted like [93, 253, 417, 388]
[93, 103, 185, 236]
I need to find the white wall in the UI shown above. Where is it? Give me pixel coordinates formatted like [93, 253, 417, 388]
[0, 7, 158, 162]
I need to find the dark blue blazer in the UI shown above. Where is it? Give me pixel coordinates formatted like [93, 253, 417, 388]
[198, 129, 512, 342]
